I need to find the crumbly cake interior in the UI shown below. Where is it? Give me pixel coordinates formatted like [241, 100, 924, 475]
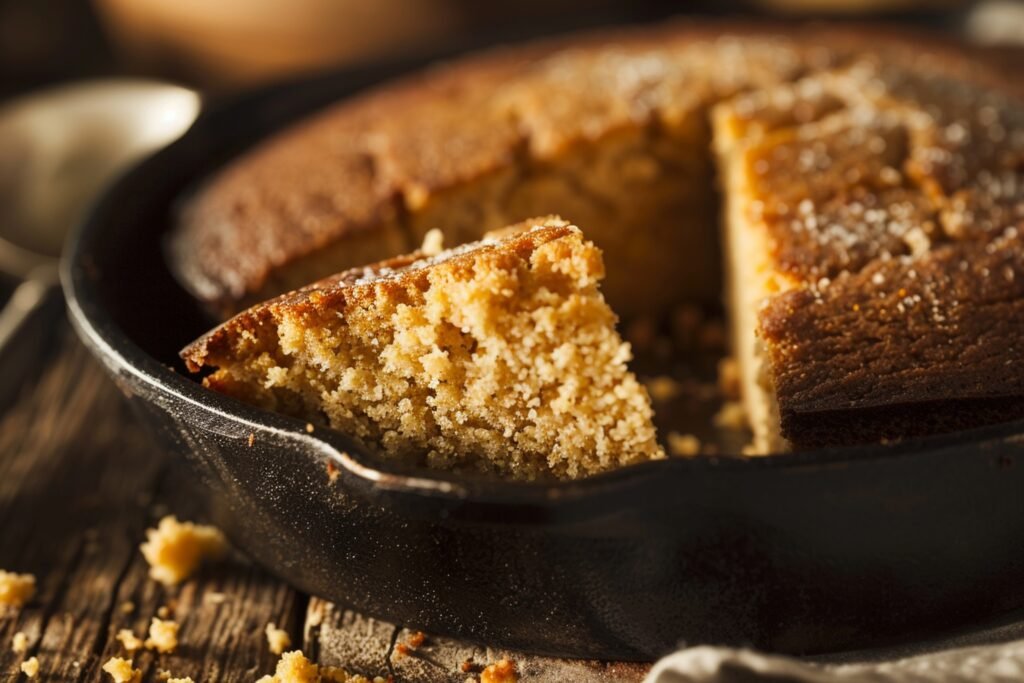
[187, 220, 664, 480]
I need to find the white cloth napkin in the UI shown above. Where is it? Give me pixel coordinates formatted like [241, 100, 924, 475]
[645, 612, 1024, 683]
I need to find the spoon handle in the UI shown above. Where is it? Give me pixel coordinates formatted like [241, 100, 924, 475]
[0, 272, 62, 413]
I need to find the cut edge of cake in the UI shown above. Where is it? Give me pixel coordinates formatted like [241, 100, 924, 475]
[712, 105, 794, 455]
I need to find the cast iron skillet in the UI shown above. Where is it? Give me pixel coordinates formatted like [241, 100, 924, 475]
[63, 41, 1024, 662]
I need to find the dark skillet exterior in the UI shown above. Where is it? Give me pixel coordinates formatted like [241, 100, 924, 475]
[62, 50, 1024, 662]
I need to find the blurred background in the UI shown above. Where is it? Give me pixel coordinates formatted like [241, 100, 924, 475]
[1, 0, 1022, 99]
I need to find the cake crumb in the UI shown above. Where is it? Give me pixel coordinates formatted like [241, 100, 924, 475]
[248, 433, 256, 447]
[116, 629, 143, 653]
[11, 631, 28, 654]
[645, 376, 682, 402]
[667, 432, 702, 456]
[480, 658, 518, 683]
[257, 651, 320, 683]
[305, 423, 315, 433]
[0, 570, 36, 608]
[258, 651, 384, 683]
[20, 656, 39, 678]
[717, 357, 741, 400]
[407, 631, 425, 648]
[145, 617, 180, 654]
[119, 601, 136, 614]
[168, 678, 194, 683]
[102, 657, 141, 683]
[265, 622, 292, 655]
[325, 461, 340, 483]
[157, 671, 171, 681]
[157, 605, 171, 619]
[421, 228, 445, 257]
[140, 515, 227, 585]
[714, 401, 748, 430]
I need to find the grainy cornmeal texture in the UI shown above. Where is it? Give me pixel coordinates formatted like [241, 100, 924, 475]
[183, 219, 664, 480]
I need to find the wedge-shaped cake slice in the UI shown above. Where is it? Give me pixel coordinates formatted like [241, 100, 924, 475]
[181, 218, 664, 480]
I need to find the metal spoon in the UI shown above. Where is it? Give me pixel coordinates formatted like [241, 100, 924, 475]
[0, 80, 200, 401]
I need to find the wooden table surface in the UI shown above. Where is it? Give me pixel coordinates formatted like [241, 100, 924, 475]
[0, 323, 648, 682]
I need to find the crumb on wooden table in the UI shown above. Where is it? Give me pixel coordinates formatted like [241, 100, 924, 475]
[145, 617, 180, 654]
[102, 656, 141, 683]
[119, 600, 135, 614]
[20, 656, 39, 678]
[168, 678, 195, 683]
[11, 631, 28, 654]
[667, 432, 702, 456]
[257, 651, 386, 683]
[0, 570, 36, 608]
[480, 658, 518, 683]
[140, 515, 227, 585]
[265, 622, 292, 655]
[116, 629, 143, 653]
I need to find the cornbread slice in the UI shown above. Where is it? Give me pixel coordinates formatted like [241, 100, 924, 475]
[181, 218, 663, 480]
[713, 58, 1024, 452]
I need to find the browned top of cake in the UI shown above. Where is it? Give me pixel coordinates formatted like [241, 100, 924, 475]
[171, 23, 917, 312]
[182, 218, 579, 372]
[716, 49, 1023, 446]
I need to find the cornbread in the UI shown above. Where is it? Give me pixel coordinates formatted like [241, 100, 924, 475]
[713, 56, 1024, 450]
[266, 622, 292, 655]
[102, 657, 141, 683]
[171, 25, 821, 318]
[175, 22, 1024, 461]
[140, 515, 227, 585]
[145, 617, 180, 654]
[480, 658, 519, 683]
[116, 629, 143, 653]
[0, 570, 35, 608]
[256, 650, 384, 683]
[182, 219, 664, 479]
[20, 656, 38, 678]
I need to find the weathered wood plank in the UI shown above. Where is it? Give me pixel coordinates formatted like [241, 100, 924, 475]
[306, 599, 650, 683]
[0, 328, 305, 682]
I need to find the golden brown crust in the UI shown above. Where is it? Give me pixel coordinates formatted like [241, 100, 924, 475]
[169, 22, 816, 312]
[181, 217, 576, 373]
[715, 46, 1024, 448]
